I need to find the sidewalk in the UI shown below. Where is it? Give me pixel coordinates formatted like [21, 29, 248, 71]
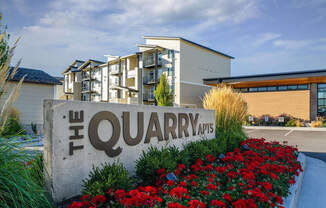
[297, 156, 326, 208]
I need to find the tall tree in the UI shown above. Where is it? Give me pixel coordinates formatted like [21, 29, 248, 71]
[154, 73, 174, 106]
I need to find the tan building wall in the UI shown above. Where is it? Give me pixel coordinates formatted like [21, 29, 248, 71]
[241, 90, 311, 120]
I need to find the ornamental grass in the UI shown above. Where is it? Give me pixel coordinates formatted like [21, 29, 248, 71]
[202, 85, 248, 150]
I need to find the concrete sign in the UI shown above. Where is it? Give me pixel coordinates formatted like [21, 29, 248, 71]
[43, 100, 215, 202]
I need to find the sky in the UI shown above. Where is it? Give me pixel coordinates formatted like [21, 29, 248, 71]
[1, 0, 326, 77]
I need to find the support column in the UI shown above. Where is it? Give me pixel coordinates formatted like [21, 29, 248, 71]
[154, 49, 158, 106]
[137, 53, 143, 104]
[310, 83, 318, 121]
[107, 62, 110, 102]
[118, 58, 121, 99]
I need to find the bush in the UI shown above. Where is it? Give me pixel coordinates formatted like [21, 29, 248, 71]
[2, 108, 26, 136]
[0, 138, 52, 207]
[324, 122, 326, 127]
[203, 86, 247, 144]
[82, 162, 134, 197]
[136, 146, 184, 185]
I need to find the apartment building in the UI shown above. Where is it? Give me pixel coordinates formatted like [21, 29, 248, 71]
[62, 36, 233, 107]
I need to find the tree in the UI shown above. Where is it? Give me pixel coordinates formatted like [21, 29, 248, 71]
[0, 13, 9, 66]
[155, 73, 174, 106]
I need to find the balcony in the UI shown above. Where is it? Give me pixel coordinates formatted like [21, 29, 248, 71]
[143, 93, 155, 102]
[82, 73, 96, 81]
[143, 76, 156, 85]
[143, 56, 162, 68]
[127, 69, 136, 78]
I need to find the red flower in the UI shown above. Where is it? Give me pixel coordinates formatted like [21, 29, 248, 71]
[167, 180, 175, 186]
[169, 186, 189, 199]
[206, 183, 217, 190]
[80, 194, 90, 201]
[189, 199, 206, 208]
[92, 195, 106, 205]
[191, 181, 198, 187]
[200, 190, 209, 196]
[211, 200, 226, 207]
[223, 193, 232, 202]
[168, 202, 187, 208]
[68, 201, 83, 208]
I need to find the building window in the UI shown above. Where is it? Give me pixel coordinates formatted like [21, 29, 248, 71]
[317, 84, 326, 116]
[238, 84, 309, 93]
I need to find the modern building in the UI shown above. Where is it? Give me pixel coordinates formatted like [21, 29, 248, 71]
[5, 67, 62, 133]
[203, 69, 326, 121]
[62, 36, 233, 107]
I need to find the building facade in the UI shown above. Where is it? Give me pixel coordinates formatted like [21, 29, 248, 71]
[62, 36, 233, 107]
[203, 69, 326, 121]
[4, 67, 62, 134]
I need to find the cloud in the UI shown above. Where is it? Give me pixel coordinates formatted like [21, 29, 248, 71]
[253, 33, 281, 47]
[9, 0, 259, 76]
[273, 38, 326, 50]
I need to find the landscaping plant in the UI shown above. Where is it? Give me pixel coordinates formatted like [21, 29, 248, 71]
[202, 85, 248, 149]
[0, 138, 52, 208]
[68, 138, 302, 208]
[154, 73, 174, 106]
[82, 162, 135, 198]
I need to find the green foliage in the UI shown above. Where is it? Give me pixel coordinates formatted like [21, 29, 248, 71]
[1, 108, 25, 136]
[28, 154, 44, 187]
[136, 146, 184, 185]
[31, 122, 37, 135]
[82, 162, 134, 198]
[154, 74, 173, 106]
[286, 118, 298, 127]
[324, 122, 326, 127]
[0, 138, 52, 208]
[0, 13, 9, 66]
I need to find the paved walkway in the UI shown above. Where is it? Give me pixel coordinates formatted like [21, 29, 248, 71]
[298, 156, 326, 208]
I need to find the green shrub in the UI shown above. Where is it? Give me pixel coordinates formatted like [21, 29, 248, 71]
[324, 122, 326, 127]
[82, 162, 134, 197]
[0, 138, 52, 208]
[136, 146, 184, 185]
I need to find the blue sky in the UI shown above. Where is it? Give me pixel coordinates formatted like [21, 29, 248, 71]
[1, 0, 326, 77]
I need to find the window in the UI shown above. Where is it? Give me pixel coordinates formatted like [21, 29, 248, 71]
[240, 88, 248, 92]
[258, 87, 267, 92]
[318, 84, 326, 116]
[287, 85, 297, 90]
[278, 86, 287, 91]
[298, 84, 308, 89]
[267, 86, 277, 91]
[249, 87, 258, 92]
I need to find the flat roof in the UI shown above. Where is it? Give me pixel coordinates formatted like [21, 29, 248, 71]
[144, 35, 234, 59]
[203, 68, 326, 84]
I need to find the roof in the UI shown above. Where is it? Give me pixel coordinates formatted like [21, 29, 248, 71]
[9, 67, 62, 85]
[79, 59, 105, 70]
[54, 76, 64, 82]
[144, 36, 234, 59]
[203, 68, 326, 84]
[62, 59, 86, 74]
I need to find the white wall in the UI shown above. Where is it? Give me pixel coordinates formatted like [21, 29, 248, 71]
[5, 81, 55, 126]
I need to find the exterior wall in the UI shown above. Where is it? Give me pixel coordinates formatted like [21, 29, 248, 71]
[180, 41, 231, 83]
[55, 84, 65, 99]
[310, 83, 318, 120]
[178, 40, 231, 107]
[2, 82, 55, 133]
[241, 90, 311, 120]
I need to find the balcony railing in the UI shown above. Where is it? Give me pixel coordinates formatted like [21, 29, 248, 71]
[143, 76, 156, 84]
[143, 93, 155, 101]
[143, 56, 162, 67]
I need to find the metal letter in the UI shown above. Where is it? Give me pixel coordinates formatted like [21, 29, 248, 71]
[123, 112, 144, 146]
[88, 111, 122, 157]
[178, 113, 189, 138]
[69, 110, 84, 123]
[69, 126, 84, 140]
[145, 112, 163, 143]
[164, 113, 177, 140]
[69, 142, 83, 155]
[189, 113, 199, 136]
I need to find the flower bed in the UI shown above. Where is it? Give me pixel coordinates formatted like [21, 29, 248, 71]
[68, 138, 302, 208]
